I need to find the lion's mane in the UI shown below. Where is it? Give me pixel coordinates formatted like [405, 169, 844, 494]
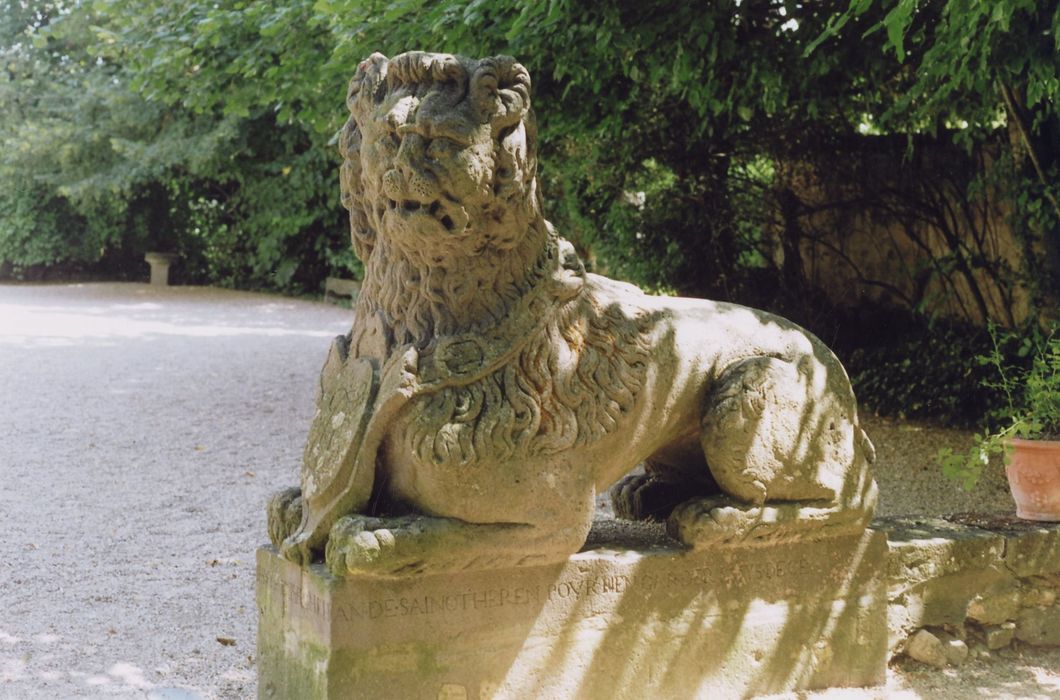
[405, 296, 654, 469]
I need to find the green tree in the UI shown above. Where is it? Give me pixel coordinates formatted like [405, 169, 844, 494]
[0, 2, 227, 279]
[0, 0, 355, 290]
[6, 0, 1056, 316]
[95, 0, 909, 300]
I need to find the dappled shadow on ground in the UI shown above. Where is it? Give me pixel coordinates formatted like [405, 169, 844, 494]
[0, 282, 352, 699]
[879, 649, 1060, 700]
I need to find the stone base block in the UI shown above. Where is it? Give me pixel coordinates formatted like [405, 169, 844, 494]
[257, 527, 886, 699]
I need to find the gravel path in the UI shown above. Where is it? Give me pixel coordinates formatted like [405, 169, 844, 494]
[0, 283, 1056, 699]
[1, 283, 350, 699]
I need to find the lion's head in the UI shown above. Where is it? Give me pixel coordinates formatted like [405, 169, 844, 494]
[330, 53, 653, 479]
[338, 52, 552, 347]
[340, 51, 540, 261]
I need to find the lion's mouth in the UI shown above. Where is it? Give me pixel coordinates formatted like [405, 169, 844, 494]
[386, 198, 457, 232]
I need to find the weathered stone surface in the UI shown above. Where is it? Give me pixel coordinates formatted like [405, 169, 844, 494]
[936, 630, 969, 666]
[967, 590, 1021, 625]
[879, 517, 1060, 655]
[900, 627, 968, 668]
[1023, 581, 1058, 607]
[266, 50, 878, 577]
[905, 629, 949, 668]
[887, 567, 1016, 635]
[878, 516, 1007, 589]
[877, 517, 1014, 647]
[982, 624, 1015, 650]
[1002, 524, 1060, 577]
[258, 529, 887, 699]
[944, 515, 1060, 577]
[1016, 605, 1060, 646]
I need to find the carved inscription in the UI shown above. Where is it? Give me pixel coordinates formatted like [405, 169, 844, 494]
[260, 556, 821, 626]
[727, 557, 815, 585]
[259, 569, 640, 622]
[675, 556, 817, 589]
[335, 585, 542, 621]
[547, 574, 630, 601]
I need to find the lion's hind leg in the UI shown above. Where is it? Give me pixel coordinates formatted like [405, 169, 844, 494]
[611, 471, 692, 522]
[611, 456, 719, 522]
[673, 355, 876, 547]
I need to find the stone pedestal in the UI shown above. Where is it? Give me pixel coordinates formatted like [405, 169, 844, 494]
[144, 252, 178, 286]
[257, 526, 886, 699]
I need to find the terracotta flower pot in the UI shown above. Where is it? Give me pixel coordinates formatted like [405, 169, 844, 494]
[1006, 438, 1060, 521]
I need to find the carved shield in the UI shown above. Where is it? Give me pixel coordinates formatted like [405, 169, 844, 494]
[283, 337, 420, 561]
[293, 338, 378, 553]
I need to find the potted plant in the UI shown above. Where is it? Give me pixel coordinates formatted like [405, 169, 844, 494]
[937, 322, 1060, 521]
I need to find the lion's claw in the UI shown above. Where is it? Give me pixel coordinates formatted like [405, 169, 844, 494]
[666, 496, 759, 546]
[611, 472, 704, 521]
[267, 487, 303, 549]
[325, 515, 414, 577]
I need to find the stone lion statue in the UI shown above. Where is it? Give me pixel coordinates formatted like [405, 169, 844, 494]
[268, 51, 878, 577]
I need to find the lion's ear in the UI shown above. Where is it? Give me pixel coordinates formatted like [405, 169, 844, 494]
[348, 52, 389, 115]
[471, 56, 531, 129]
[495, 59, 531, 128]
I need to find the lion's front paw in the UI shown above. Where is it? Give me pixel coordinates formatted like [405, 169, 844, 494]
[325, 515, 434, 577]
[267, 487, 303, 549]
[667, 496, 759, 546]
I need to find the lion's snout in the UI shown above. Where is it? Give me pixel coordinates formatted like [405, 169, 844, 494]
[380, 167, 462, 236]
[383, 161, 439, 204]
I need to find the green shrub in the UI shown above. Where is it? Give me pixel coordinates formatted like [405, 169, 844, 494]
[830, 309, 1017, 427]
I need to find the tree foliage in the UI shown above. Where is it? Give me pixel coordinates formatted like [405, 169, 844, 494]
[814, 0, 1060, 309]
[1, 0, 1056, 320]
[0, 0, 351, 289]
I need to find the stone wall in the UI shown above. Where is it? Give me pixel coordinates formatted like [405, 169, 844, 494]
[773, 136, 1037, 327]
[877, 515, 1060, 666]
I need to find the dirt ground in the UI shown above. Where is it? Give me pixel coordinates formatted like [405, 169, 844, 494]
[1, 283, 1057, 699]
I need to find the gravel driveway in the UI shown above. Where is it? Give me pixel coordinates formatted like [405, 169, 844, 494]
[1, 283, 350, 699]
[1, 282, 1056, 699]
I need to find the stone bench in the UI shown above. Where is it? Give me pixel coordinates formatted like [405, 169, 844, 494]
[323, 277, 360, 305]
